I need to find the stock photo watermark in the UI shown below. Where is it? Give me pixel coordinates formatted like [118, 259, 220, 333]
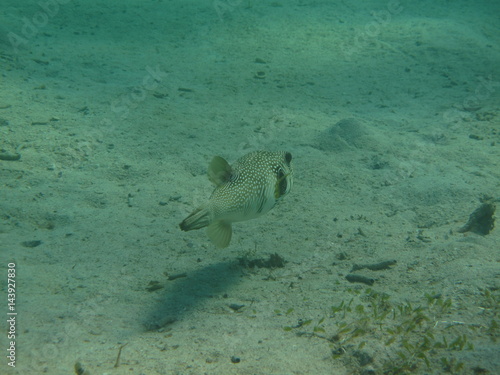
[100, 65, 169, 127]
[339, 0, 404, 60]
[6, 263, 17, 368]
[213, 0, 246, 21]
[4, 261, 81, 372]
[443, 75, 499, 125]
[7, 0, 72, 53]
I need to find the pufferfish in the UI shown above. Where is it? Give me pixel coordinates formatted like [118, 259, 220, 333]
[179, 151, 293, 248]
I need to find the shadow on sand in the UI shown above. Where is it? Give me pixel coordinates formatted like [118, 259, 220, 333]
[144, 260, 242, 331]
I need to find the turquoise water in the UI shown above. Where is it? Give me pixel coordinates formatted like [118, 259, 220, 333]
[0, 1, 499, 374]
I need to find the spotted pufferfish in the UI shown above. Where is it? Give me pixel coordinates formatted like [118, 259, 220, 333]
[179, 151, 293, 248]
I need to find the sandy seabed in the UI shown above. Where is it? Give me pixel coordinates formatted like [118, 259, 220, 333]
[1, 1, 499, 374]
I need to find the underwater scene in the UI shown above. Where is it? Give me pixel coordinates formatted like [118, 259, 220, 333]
[0, 0, 499, 374]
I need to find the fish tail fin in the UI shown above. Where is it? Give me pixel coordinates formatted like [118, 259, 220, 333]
[179, 207, 210, 231]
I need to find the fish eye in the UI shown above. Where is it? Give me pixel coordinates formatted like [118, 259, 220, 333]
[284, 152, 292, 165]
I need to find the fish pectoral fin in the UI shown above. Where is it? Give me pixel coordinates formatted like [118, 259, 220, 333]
[207, 220, 232, 248]
[208, 156, 233, 186]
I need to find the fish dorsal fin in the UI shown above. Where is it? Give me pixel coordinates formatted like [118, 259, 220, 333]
[208, 156, 233, 186]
